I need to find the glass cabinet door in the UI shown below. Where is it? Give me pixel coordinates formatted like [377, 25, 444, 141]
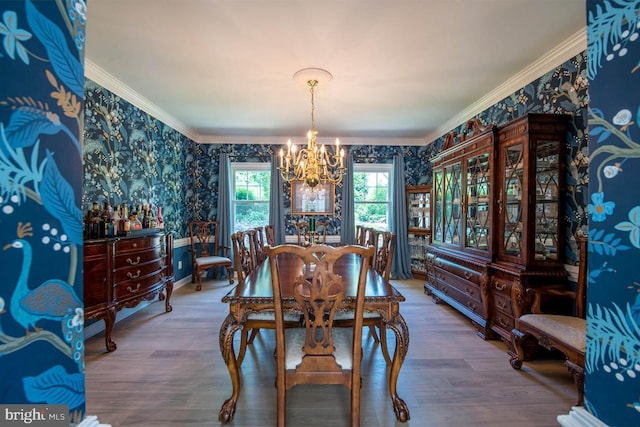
[501, 143, 524, 258]
[465, 152, 491, 252]
[444, 163, 462, 245]
[534, 140, 561, 260]
[433, 170, 443, 242]
[407, 190, 431, 229]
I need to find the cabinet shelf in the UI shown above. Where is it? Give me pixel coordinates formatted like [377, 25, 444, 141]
[407, 185, 432, 278]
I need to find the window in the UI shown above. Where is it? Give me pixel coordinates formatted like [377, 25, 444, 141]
[231, 163, 270, 232]
[353, 163, 393, 231]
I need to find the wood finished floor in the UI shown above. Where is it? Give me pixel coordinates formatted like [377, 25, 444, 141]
[85, 278, 576, 427]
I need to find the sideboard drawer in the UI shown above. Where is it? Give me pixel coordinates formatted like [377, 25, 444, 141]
[113, 272, 165, 301]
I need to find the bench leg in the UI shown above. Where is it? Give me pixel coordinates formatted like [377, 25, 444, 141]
[565, 360, 584, 406]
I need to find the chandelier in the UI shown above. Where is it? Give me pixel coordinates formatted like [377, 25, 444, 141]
[278, 69, 345, 188]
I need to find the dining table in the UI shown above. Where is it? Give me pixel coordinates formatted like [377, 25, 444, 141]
[217, 252, 411, 423]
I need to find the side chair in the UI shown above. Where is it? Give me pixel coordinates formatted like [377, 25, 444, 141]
[188, 221, 233, 291]
[265, 244, 375, 427]
[264, 224, 276, 246]
[254, 226, 267, 264]
[232, 231, 300, 365]
[510, 233, 588, 405]
[335, 231, 396, 365]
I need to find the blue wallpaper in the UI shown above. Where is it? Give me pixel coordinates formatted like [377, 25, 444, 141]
[0, 0, 85, 422]
[586, 1, 640, 424]
[83, 79, 193, 238]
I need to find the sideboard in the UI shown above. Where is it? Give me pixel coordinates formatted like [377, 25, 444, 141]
[84, 232, 174, 351]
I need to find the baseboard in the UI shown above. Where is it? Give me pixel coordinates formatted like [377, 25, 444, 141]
[557, 407, 609, 427]
[77, 415, 111, 427]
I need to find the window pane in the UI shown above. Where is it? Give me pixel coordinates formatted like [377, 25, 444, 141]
[234, 170, 270, 201]
[234, 201, 269, 231]
[232, 165, 271, 232]
[353, 168, 391, 231]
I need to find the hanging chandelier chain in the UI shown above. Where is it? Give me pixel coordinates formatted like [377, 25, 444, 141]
[308, 79, 317, 130]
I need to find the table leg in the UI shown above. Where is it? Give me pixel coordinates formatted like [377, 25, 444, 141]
[386, 312, 410, 422]
[218, 313, 243, 423]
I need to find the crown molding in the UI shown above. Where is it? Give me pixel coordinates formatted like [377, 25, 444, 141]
[423, 27, 587, 145]
[84, 59, 199, 141]
[195, 134, 426, 146]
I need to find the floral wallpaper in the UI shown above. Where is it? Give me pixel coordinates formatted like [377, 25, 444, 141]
[585, 1, 640, 424]
[83, 79, 193, 238]
[0, 0, 86, 423]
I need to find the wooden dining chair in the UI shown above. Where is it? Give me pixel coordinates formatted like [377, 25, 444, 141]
[315, 221, 328, 244]
[334, 231, 396, 365]
[374, 231, 396, 282]
[265, 224, 276, 246]
[231, 230, 257, 283]
[253, 226, 267, 264]
[355, 225, 366, 245]
[265, 244, 375, 427]
[188, 221, 233, 291]
[232, 231, 300, 365]
[371, 231, 396, 363]
[510, 233, 588, 405]
[295, 221, 309, 246]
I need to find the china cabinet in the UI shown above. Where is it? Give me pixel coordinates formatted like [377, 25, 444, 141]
[425, 114, 569, 343]
[425, 119, 497, 338]
[84, 232, 174, 351]
[406, 185, 431, 279]
[489, 113, 569, 344]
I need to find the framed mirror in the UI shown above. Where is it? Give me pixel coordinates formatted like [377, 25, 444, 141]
[291, 181, 335, 215]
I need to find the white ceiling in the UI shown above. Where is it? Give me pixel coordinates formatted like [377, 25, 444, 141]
[84, 0, 586, 146]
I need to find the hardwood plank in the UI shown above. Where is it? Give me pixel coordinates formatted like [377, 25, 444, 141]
[85, 279, 575, 426]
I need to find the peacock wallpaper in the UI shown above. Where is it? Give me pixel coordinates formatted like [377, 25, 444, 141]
[0, 0, 86, 423]
[584, 0, 640, 424]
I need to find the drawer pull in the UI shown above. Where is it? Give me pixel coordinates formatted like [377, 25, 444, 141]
[495, 283, 506, 291]
[127, 256, 141, 265]
[467, 302, 477, 311]
[127, 270, 141, 279]
[132, 243, 138, 248]
[497, 301, 507, 310]
[464, 271, 472, 279]
[127, 283, 141, 293]
[464, 287, 474, 296]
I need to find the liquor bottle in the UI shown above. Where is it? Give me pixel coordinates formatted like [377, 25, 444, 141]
[149, 207, 157, 229]
[122, 203, 130, 232]
[156, 206, 164, 230]
[142, 206, 151, 229]
[112, 205, 121, 236]
[101, 201, 111, 237]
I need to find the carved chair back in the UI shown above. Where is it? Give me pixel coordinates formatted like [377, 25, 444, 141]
[374, 231, 396, 282]
[265, 224, 276, 246]
[231, 229, 257, 283]
[265, 243, 375, 427]
[188, 221, 233, 290]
